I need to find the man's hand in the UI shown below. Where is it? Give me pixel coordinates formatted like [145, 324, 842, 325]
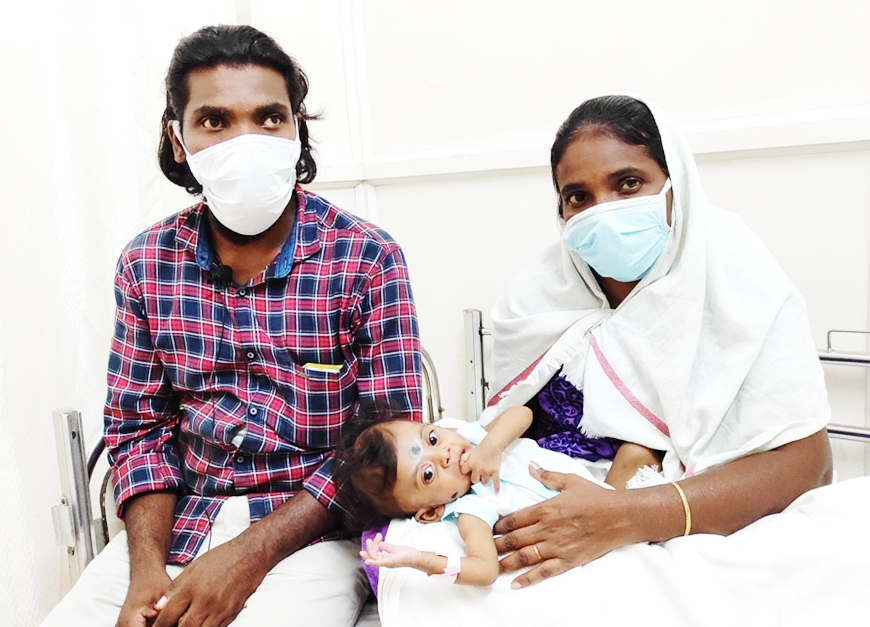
[149, 490, 337, 626]
[152, 536, 269, 627]
[118, 492, 177, 627]
[460, 442, 502, 492]
[116, 568, 173, 627]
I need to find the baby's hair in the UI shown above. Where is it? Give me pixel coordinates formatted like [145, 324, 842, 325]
[334, 401, 415, 531]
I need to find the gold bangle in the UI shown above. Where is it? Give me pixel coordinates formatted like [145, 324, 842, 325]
[670, 481, 692, 536]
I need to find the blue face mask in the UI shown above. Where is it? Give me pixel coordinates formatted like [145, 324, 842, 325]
[562, 179, 672, 283]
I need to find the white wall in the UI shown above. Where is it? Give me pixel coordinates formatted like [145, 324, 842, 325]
[2, 1, 869, 624]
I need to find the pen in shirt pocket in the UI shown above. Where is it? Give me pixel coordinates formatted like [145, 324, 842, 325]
[302, 363, 342, 374]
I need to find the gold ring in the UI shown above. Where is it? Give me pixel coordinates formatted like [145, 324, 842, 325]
[532, 544, 542, 562]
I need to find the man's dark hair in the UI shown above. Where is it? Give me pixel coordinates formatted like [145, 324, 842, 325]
[550, 95, 668, 217]
[158, 24, 317, 195]
[334, 404, 415, 531]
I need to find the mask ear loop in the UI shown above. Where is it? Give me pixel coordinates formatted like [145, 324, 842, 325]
[170, 120, 193, 157]
[660, 178, 673, 228]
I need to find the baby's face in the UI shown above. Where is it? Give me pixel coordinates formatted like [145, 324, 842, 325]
[385, 421, 474, 519]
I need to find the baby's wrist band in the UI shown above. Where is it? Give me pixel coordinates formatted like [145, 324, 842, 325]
[670, 481, 692, 536]
[429, 554, 461, 583]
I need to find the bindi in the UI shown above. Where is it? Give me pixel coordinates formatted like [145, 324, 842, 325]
[409, 442, 422, 459]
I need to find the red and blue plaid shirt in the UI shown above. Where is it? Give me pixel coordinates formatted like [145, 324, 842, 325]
[104, 188, 422, 564]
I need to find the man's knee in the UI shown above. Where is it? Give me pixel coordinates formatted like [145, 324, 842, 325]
[234, 540, 369, 627]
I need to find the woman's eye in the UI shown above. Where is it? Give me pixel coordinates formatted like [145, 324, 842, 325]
[566, 191, 586, 205]
[427, 431, 438, 445]
[263, 114, 283, 128]
[202, 117, 222, 130]
[422, 467, 434, 484]
[620, 178, 642, 192]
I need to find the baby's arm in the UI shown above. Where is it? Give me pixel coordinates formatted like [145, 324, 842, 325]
[453, 513, 499, 585]
[361, 533, 428, 570]
[462, 406, 534, 490]
[360, 515, 499, 586]
[605, 441, 665, 489]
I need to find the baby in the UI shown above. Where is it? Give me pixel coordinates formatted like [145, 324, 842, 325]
[335, 406, 662, 586]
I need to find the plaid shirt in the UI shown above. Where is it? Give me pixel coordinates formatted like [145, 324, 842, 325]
[104, 188, 422, 564]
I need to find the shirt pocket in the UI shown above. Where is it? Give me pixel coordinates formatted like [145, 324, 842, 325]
[271, 354, 357, 451]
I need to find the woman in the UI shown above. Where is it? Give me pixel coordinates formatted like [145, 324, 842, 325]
[486, 95, 833, 589]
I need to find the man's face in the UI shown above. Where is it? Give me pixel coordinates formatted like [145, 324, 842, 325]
[385, 421, 474, 522]
[168, 63, 297, 161]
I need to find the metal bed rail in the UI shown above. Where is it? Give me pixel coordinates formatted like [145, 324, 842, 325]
[51, 408, 98, 581]
[465, 309, 870, 446]
[817, 329, 870, 444]
[464, 309, 490, 420]
[421, 346, 444, 423]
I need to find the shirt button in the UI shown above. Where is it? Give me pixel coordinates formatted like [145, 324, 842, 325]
[246, 350, 256, 360]
[235, 454, 246, 464]
[237, 288, 247, 297]
[249, 407, 258, 416]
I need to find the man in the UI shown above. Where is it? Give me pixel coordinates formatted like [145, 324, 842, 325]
[42, 25, 422, 627]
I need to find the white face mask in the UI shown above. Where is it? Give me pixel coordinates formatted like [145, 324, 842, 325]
[171, 121, 302, 236]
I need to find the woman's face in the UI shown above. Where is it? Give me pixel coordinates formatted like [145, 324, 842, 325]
[555, 130, 671, 224]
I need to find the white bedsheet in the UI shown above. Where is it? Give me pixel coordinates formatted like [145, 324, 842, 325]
[378, 477, 870, 627]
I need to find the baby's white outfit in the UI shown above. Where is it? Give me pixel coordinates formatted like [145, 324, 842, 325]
[440, 421, 611, 528]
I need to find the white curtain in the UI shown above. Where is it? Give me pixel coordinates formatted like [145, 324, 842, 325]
[0, 2, 238, 624]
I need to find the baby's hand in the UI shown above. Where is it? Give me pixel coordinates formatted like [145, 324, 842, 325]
[460, 442, 501, 493]
[360, 533, 422, 570]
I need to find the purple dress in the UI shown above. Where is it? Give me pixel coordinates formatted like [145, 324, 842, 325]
[528, 373, 620, 462]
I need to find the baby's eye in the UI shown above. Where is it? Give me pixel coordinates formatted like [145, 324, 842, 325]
[427, 431, 438, 445]
[422, 466, 434, 484]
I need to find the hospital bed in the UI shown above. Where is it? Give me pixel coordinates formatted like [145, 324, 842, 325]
[51, 315, 869, 623]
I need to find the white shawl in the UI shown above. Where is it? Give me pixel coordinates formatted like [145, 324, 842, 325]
[487, 96, 829, 478]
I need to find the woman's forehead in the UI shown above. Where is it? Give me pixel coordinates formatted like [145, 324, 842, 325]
[556, 132, 664, 186]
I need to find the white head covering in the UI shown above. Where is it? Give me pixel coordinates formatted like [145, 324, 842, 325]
[489, 96, 829, 477]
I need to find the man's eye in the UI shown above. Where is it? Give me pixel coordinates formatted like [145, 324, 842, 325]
[422, 467, 434, 483]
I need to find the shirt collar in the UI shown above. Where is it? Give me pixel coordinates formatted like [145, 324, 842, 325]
[179, 187, 313, 282]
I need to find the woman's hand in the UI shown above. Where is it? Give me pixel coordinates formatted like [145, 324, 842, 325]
[495, 431, 833, 589]
[494, 462, 636, 589]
